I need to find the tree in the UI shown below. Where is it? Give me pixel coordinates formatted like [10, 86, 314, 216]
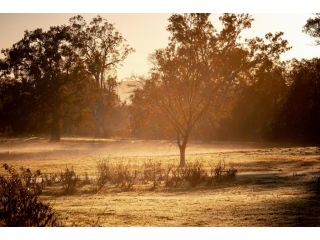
[275, 58, 320, 143]
[271, 14, 320, 143]
[0, 15, 133, 140]
[1, 26, 93, 141]
[131, 14, 254, 166]
[69, 15, 134, 137]
[219, 32, 290, 140]
[130, 77, 172, 139]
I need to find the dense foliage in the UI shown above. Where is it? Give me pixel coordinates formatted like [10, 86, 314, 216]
[129, 13, 320, 146]
[0, 15, 133, 140]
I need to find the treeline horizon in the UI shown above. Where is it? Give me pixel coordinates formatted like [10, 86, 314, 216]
[0, 13, 320, 146]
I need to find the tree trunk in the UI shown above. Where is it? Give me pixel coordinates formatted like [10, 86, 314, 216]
[179, 144, 186, 167]
[50, 107, 61, 142]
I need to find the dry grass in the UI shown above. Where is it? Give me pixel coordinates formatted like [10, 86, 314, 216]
[0, 137, 320, 226]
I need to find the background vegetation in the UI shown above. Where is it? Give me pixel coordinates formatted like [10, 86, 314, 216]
[0, 13, 319, 154]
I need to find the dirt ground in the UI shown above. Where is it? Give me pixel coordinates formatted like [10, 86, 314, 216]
[0, 137, 320, 226]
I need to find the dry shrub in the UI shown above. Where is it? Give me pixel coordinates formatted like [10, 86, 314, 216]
[207, 160, 238, 185]
[82, 172, 91, 185]
[0, 164, 60, 226]
[95, 160, 135, 191]
[60, 167, 79, 194]
[114, 163, 136, 190]
[41, 173, 60, 187]
[183, 161, 207, 187]
[165, 160, 238, 188]
[143, 160, 163, 187]
[96, 160, 111, 190]
[93, 159, 238, 191]
[165, 161, 207, 188]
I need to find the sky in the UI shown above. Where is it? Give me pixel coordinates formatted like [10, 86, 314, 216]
[1, 13, 320, 81]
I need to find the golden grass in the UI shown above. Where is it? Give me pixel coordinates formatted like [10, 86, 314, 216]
[1, 138, 320, 226]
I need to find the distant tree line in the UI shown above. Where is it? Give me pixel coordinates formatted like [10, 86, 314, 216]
[0, 13, 320, 151]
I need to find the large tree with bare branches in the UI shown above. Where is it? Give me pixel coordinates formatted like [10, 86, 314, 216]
[131, 13, 254, 166]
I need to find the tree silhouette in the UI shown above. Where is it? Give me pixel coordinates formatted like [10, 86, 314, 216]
[304, 13, 320, 45]
[0, 15, 133, 140]
[69, 15, 134, 137]
[275, 58, 320, 143]
[1, 25, 93, 141]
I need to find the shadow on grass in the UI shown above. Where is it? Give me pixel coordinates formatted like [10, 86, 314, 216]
[269, 180, 320, 226]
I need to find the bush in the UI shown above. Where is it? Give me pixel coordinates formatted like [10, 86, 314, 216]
[207, 160, 238, 184]
[96, 160, 111, 191]
[225, 167, 238, 179]
[41, 173, 60, 187]
[82, 172, 91, 185]
[183, 161, 207, 187]
[165, 161, 207, 188]
[112, 163, 135, 190]
[213, 160, 225, 179]
[143, 160, 163, 187]
[95, 160, 136, 191]
[0, 164, 60, 226]
[165, 160, 238, 188]
[91, 159, 238, 191]
[60, 167, 79, 194]
[165, 166, 183, 188]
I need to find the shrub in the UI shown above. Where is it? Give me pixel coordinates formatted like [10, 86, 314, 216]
[183, 161, 207, 187]
[95, 160, 136, 191]
[60, 167, 79, 194]
[112, 163, 135, 191]
[165, 161, 207, 188]
[0, 164, 60, 226]
[165, 166, 183, 188]
[225, 167, 238, 179]
[82, 172, 91, 185]
[165, 160, 238, 188]
[143, 160, 163, 187]
[207, 160, 238, 184]
[213, 160, 229, 179]
[96, 160, 111, 190]
[41, 173, 60, 187]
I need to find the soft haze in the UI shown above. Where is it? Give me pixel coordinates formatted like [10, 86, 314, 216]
[1, 13, 320, 81]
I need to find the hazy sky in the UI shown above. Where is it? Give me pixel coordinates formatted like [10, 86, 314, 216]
[1, 13, 320, 81]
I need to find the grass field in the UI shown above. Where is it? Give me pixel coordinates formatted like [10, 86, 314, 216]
[1, 137, 320, 226]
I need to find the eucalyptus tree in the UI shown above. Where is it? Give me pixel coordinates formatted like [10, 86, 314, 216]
[69, 15, 134, 136]
[132, 13, 253, 166]
[1, 25, 93, 141]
